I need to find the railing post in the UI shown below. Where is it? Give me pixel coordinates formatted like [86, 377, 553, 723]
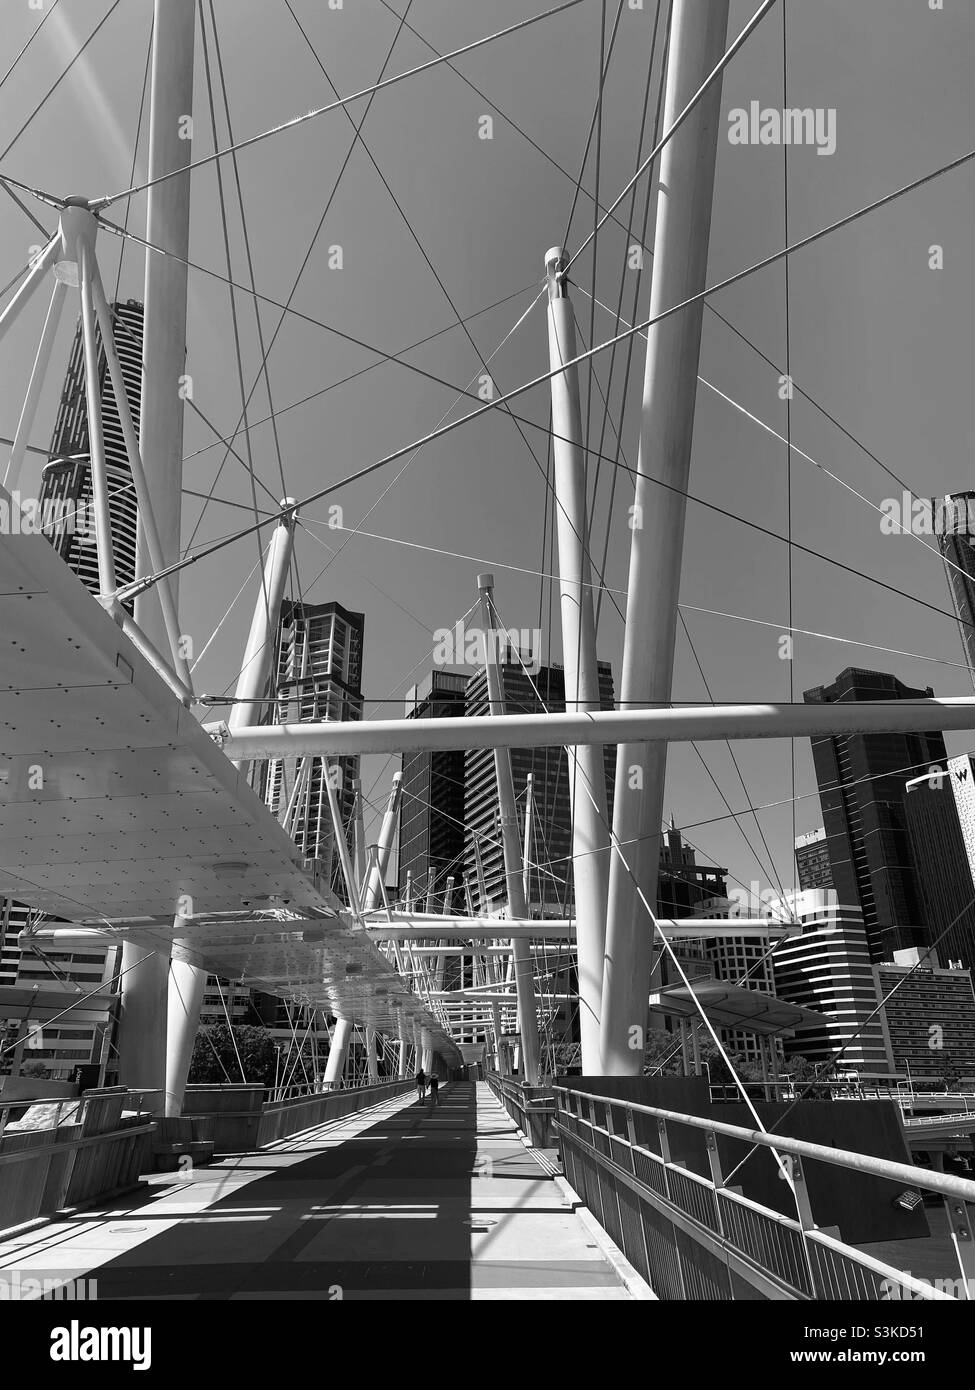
[705, 1132, 726, 1238]
[944, 1197, 975, 1299]
[625, 1105, 637, 1150]
[785, 1154, 823, 1299]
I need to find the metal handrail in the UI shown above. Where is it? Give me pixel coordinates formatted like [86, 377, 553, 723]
[554, 1085, 975, 1205]
[556, 1089, 961, 1300]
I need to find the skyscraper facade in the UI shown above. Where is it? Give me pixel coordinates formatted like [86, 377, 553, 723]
[37, 299, 143, 608]
[803, 668, 946, 961]
[874, 960, 975, 1085]
[904, 757, 975, 969]
[399, 670, 467, 912]
[938, 492, 975, 687]
[772, 889, 889, 1072]
[795, 827, 834, 892]
[463, 660, 615, 916]
[0, 301, 145, 1083]
[254, 599, 365, 895]
[657, 821, 728, 915]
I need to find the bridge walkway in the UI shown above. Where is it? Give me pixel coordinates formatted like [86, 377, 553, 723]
[0, 1081, 642, 1300]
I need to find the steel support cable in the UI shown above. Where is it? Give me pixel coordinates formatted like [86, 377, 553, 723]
[563, 0, 779, 274]
[373, 0, 659, 256]
[0, 179, 50, 237]
[189, 555, 264, 675]
[170, 964, 235, 1085]
[180, 283, 538, 468]
[92, 1, 593, 210]
[110, 8, 153, 306]
[358, 601, 483, 822]
[0, 0, 63, 93]
[385, 780, 570, 896]
[582, 0, 609, 510]
[209, 0, 293, 518]
[295, 515, 439, 636]
[536, 408, 554, 644]
[560, 0, 626, 250]
[198, 12, 274, 656]
[589, 0, 668, 631]
[215, 974, 247, 1081]
[98, 216, 554, 505]
[299, 284, 546, 599]
[203, 0, 307, 611]
[111, 146, 975, 602]
[570, 752, 967, 861]
[0, 943, 165, 1060]
[572, 289, 975, 671]
[678, 611, 788, 905]
[722, 887, 975, 1190]
[577, 284, 975, 598]
[283, 3, 556, 596]
[0, 0, 124, 163]
[494, 597, 794, 1166]
[782, 0, 797, 899]
[184, 0, 425, 553]
[107, 308, 284, 522]
[295, 517, 975, 674]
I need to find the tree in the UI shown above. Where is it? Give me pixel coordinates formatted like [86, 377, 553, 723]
[939, 1049, 963, 1093]
[642, 1032, 765, 1085]
[643, 1031, 685, 1077]
[21, 1060, 49, 1079]
[188, 1024, 277, 1088]
[783, 1054, 833, 1101]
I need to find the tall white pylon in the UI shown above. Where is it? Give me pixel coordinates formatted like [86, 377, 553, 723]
[601, 0, 731, 1074]
[545, 248, 611, 1073]
[476, 574, 541, 1085]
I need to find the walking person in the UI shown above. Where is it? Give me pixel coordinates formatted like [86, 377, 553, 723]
[415, 1067, 426, 1102]
[429, 1074, 439, 1106]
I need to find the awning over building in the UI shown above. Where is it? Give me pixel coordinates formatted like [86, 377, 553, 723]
[649, 980, 826, 1036]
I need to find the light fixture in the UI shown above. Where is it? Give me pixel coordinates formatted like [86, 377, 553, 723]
[893, 1189, 923, 1212]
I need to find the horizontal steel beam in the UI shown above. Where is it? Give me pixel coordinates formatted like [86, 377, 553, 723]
[206, 697, 975, 758]
[363, 917, 793, 941]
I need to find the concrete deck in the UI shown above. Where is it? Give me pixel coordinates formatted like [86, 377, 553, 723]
[0, 1082, 640, 1300]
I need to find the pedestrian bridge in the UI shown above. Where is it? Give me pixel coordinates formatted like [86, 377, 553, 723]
[4, 1075, 975, 1301]
[0, 1083, 645, 1301]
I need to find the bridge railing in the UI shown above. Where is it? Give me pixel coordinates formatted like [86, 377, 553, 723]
[0, 1087, 155, 1237]
[554, 1085, 975, 1301]
[256, 1079, 414, 1148]
[182, 1079, 415, 1153]
[485, 1073, 556, 1147]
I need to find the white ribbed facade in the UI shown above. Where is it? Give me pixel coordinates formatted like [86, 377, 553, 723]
[771, 889, 889, 1072]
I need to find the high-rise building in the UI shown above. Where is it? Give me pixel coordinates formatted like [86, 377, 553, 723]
[37, 299, 143, 609]
[803, 668, 946, 961]
[399, 670, 467, 912]
[904, 756, 975, 969]
[875, 959, 975, 1085]
[253, 599, 364, 896]
[937, 492, 975, 685]
[772, 889, 889, 1072]
[658, 821, 728, 916]
[463, 659, 615, 916]
[0, 901, 120, 1082]
[795, 827, 833, 892]
[0, 302, 145, 1083]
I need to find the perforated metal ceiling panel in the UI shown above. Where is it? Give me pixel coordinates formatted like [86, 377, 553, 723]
[0, 523, 458, 1059]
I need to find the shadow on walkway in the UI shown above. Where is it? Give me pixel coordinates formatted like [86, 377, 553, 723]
[85, 1082, 479, 1300]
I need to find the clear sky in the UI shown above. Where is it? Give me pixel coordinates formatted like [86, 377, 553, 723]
[1, 0, 974, 904]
